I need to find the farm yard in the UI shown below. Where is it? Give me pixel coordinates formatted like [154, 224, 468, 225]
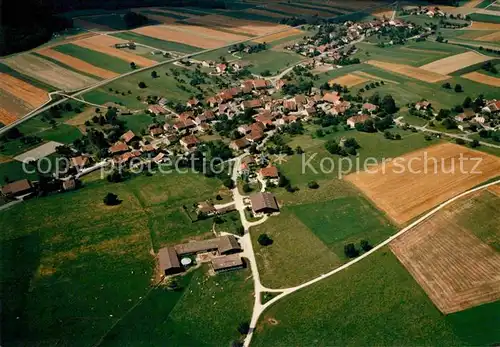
[345, 143, 500, 225]
[390, 189, 500, 314]
[0, 170, 245, 346]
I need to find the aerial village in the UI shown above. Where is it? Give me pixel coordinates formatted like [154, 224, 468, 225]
[1, 15, 499, 279]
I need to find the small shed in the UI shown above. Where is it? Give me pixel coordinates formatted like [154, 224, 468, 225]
[158, 247, 182, 276]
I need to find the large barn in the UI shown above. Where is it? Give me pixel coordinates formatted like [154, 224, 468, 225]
[250, 192, 279, 214]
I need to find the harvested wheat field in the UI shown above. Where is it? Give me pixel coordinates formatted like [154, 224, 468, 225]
[254, 28, 303, 43]
[37, 48, 118, 79]
[401, 47, 449, 55]
[244, 8, 288, 19]
[164, 23, 250, 41]
[345, 143, 500, 225]
[462, 71, 500, 86]
[0, 73, 48, 107]
[328, 73, 369, 87]
[0, 108, 19, 125]
[366, 60, 450, 83]
[475, 31, 500, 42]
[352, 71, 400, 84]
[488, 184, 500, 196]
[372, 9, 394, 19]
[469, 21, 500, 30]
[3, 54, 97, 90]
[462, 0, 485, 7]
[265, 3, 332, 17]
[187, 14, 288, 36]
[390, 192, 500, 314]
[74, 35, 157, 66]
[420, 51, 493, 75]
[133, 25, 229, 48]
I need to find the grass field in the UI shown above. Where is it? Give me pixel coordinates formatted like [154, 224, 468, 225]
[0, 170, 231, 346]
[111, 32, 200, 53]
[244, 50, 304, 74]
[276, 129, 436, 186]
[100, 266, 253, 347]
[251, 208, 341, 288]
[121, 113, 155, 134]
[289, 196, 396, 259]
[469, 13, 500, 23]
[53, 44, 133, 74]
[252, 249, 500, 346]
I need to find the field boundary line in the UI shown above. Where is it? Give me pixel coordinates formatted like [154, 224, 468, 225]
[243, 178, 500, 347]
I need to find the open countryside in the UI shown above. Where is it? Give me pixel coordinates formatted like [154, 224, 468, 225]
[0, 0, 499, 346]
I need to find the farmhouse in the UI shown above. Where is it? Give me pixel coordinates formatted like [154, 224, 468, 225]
[241, 99, 262, 110]
[186, 98, 200, 108]
[258, 166, 279, 179]
[148, 105, 166, 115]
[212, 254, 244, 273]
[149, 127, 164, 137]
[231, 138, 250, 151]
[250, 192, 279, 214]
[174, 235, 241, 256]
[415, 100, 431, 110]
[121, 130, 136, 144]
[109, 142, 129, 155]
[347, 114, 370, 128]
[363, 103, 378, 113]
[1, 179, 34, 198]
[483, 100, 500, 113]
[180, 135, 200, 149]
[158, 247, 182, 276]
[322, 92, 341, 104]
[216, 63, 227, 73]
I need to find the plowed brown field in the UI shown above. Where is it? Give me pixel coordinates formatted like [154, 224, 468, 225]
[74, 35, 157, 66]
[462, 71, 500, 87]
[345, 143, 500, 225]
[3, 54, 97, 90]
[0, 73, 48, 107]
[366, 60, 450, 83]
[390, 191, 500, 314]
[186, 14, 288, 36]
[37, 48, 118, 79]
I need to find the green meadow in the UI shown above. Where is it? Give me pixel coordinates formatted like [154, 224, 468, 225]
[0, 171, 235, 346]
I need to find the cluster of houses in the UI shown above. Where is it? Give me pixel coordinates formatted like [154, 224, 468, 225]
[287, 18, 417, 58]
[402, 6, 468, 19]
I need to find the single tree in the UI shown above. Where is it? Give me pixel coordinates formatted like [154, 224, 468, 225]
[151, 70, 158, 78]
[454, 84, 463, 93]
[103, 193, 120, 206]
[308, 181, 319, 189]
[258, 234, 273, 246]
[344, 243, 359, 258]
[237, 322, 250, 335]
[242, 183, 252, 193]
[130, 62, 137, 70]
[138, 81, 147, 88]
[360, 239, 372, 252]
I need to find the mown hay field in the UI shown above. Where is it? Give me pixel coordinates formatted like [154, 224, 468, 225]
[419, 51, 493, 75]
[37, 48, 118, 79]
[329, 73, 369, 87]
[366, 60, 450, 83]
[73, 35, 157, 67]
[345, 143, 500, 225]
[2, 54, 98, 90]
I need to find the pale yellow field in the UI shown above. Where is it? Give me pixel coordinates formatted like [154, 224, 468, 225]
[462, 72, 500, 87]
[187, 14, 288, 36]
[328, 73, 369, 87]
[366, 60, 450, 83]
[419, 51, 493, 75]
[469, 21, 500, 30]
[254, 28, 303, 43]
[475, 31, 500, 42]
[352, 71, 400, 84]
